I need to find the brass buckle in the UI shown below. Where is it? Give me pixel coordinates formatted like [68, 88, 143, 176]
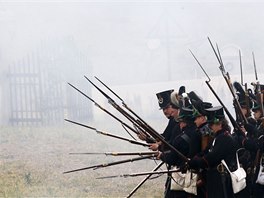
[217, 163, 225, 173]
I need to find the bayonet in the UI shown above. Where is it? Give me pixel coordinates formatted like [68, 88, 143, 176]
[207, 38, 248, 125]
[189, 49, 245, 134]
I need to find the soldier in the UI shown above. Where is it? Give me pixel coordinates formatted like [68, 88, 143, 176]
[241, 101, 264, 198]
[188, 106, 240, 198]
[138, 89, 179, 144]
[191, 100, 213, 198]
[137, 89, 181, 150]
[137, 89, 182, 198]
[158, 107, 201, 198]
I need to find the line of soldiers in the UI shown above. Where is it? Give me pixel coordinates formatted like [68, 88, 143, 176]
[138, 83, 264, 198]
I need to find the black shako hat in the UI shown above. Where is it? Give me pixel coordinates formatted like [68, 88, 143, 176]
[205, 106, 225, 124]
[252, 101, 264, 112]
[233, 81, 253, 109]
[177, 107, 194, 122]
[156, 89, 174, 109]
[192, 101, 213, 117]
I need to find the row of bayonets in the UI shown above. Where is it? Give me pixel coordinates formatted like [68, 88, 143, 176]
[63, 37, 264, 198]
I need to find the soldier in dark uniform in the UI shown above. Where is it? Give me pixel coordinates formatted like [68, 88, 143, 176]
[188, 106, 239, 198]
[191, 100, 213, 198]
[158, 107, 201, 198]
[137, 89, 180, 145]
[241, 101, 264, 198]
[138, 89, 182, 197]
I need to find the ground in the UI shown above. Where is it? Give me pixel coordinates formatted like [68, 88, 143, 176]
[0, 121, 166, 197]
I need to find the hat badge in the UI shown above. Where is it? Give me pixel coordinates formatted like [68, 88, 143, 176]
[158, 96, 163, 104]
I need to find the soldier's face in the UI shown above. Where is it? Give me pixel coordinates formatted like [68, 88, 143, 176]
[209, 122, 221, 133]
[241, 108, 248, 116]
[162, 105, 173, 118]
[179, 121, 187, 129]
[170, 108, 179, 118]
[194, 116, 205, 127]
[253, 110, 261, 120]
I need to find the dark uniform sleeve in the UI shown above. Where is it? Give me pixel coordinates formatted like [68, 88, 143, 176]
[160, 136, 189, 166]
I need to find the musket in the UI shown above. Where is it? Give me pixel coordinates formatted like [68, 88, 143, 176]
[63, 155, 156, 174]
[252, 52, 264, 117]
[208, 37, 248, 125]
[189, 49, 244, 134]
[68, 82, 138, 140]
[238, 50, 251, 118]
[64, 119, 150, 147]
[239, 50, 244, 86]
[69, 151, 159, 156]
[126, 161, 164, 198]
[244, 83, 252, 118]
[96, 167, 182, 179]
[94, 76, 158, 137]
[85, 76, 157, 141]
[253, 52, 258, 81]
[85, 76, 189, 162]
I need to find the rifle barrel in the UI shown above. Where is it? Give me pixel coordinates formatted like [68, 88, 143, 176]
[97, 167, 182, 179]
[69, 151, 158, 156]
[126, 161, 164, 198]
[64, 119, 149, 147]
[63, 155, 155, 174]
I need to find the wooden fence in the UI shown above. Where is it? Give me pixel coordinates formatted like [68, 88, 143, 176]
[7, 48, 92, 126]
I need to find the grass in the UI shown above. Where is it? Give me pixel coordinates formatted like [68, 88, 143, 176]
[0, 123, 166, 197]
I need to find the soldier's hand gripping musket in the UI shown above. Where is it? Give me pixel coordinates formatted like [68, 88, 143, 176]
[64, 119, 150, 147]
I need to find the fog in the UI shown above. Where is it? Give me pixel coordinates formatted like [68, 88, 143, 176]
[1, 0, 264, 84]
[1, 1, 264, 196]
[1, 0, 264, 124]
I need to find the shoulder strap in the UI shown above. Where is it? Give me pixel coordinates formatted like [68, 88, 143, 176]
[181, 133, 191, 144]
[221, 159, 231, 173]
